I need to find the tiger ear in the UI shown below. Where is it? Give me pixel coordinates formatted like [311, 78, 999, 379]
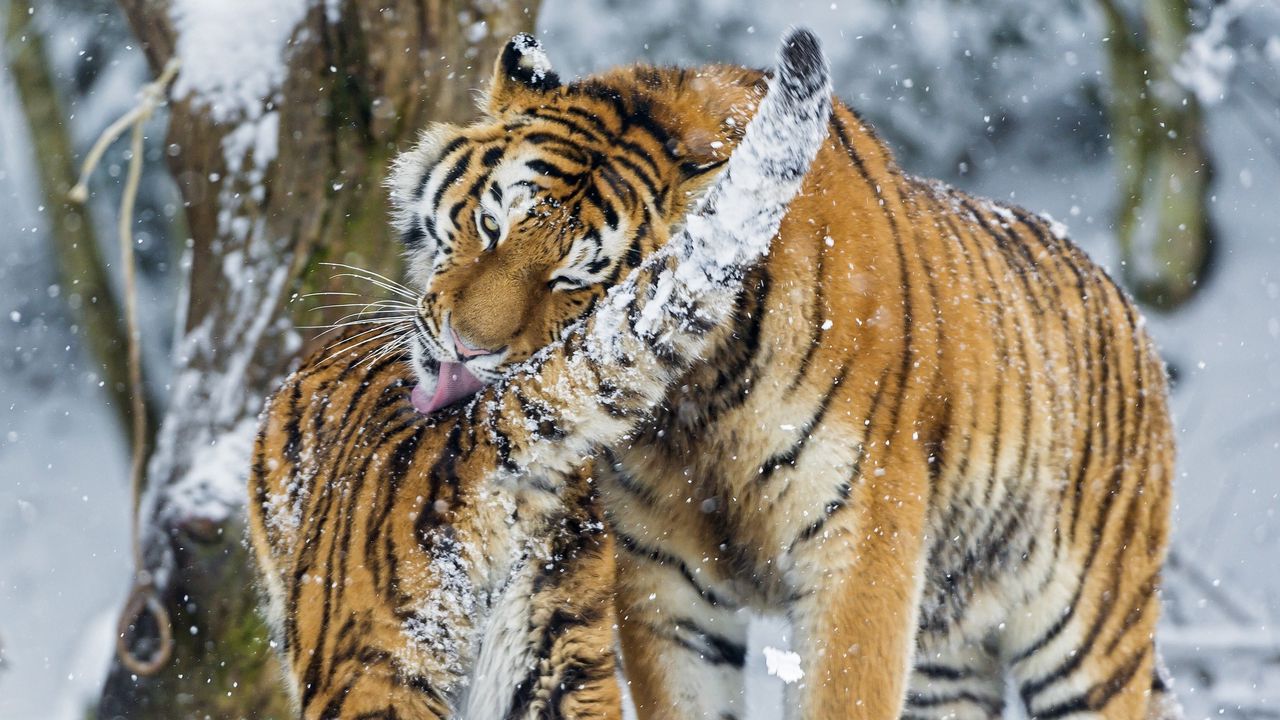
[485, 33, 561, 115]
[666, 72, 761, 209]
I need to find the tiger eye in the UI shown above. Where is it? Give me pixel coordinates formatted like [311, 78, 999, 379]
[480, 213, 501, 237]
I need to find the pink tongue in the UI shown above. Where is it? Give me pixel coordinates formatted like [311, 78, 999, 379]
[412, 361, 485, 414]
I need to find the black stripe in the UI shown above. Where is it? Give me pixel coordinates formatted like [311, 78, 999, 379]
[905, 689, 1002, 715]
[790, 366, 891, 551]
[758, 364, 849, 482]
[700, 268, 771, 423]
[505, 603, 608, 719]
[672, 618, 746, 667]
[480, 145, 504, 168]
[400, 223, 427, 249]
[1103, 571, 1160, 657]
[829, 109, 874, 186]
[786, 235, 828, 393]
[603, 449, 660, 508]
[582, 177, 620, 230]
[431, 148, 473, 210]
[416, 136, 467, 200]
[1018, 491, 1136, 706]
[1031, 645, 1149, 720]
[544, 659, 618, 717]
[526, 107, 610, 146]
[614, 531, 727, 608]
[281, 380, 303, 462]
[525, 157, 581, 182]
[364, 424, 426, 594]
[913, 663, 975, 680]
[832, 107, 914, 451]
[315, 671, 357, 719]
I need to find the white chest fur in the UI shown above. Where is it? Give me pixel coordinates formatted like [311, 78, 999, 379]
[456, 556, 541, 719]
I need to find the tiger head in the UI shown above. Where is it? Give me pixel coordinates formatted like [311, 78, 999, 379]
[388, 34, 767, 411]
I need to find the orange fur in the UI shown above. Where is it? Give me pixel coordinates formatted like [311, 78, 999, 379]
[247, 34, 838, 718]
[248, 338, 622, 719]
[390, 46, 1176, 719]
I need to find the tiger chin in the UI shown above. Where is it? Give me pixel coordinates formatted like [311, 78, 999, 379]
[247, 30, 831, 720]
[383, 24, 1182, 720]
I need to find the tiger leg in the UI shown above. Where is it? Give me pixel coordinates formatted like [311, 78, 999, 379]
[787, 453, 932, 719]
[902, 636, 1005, 720]
[1005, 553, 1170, 719]
[616, 551, 748, 720]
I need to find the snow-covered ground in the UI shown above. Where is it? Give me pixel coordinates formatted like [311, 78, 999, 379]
[1, 1, 1277, 718]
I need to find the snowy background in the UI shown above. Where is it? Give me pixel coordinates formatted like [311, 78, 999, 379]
[1, 0, 1278, 718]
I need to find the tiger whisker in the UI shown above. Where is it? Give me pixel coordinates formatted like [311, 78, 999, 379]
[311, 305, 416, 329]
[308, 301, 416, 313]
[309, 307, 415, 326]
[300, 316, 412, 335]
[308, 322, 411, 350]
[297, 290, 360, 298]
[361, 336, 412, 368]
[297, 291, 365, 301]
[320, 262, 417, 294]
[318, 326, 413, 366]
[327, 272, 419, 301]
[303, 320, 414, 343]
[298, 311, 409, 327]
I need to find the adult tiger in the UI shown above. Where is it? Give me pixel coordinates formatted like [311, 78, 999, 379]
[247, 31, 832, 720]
[386, 28, 1180, 720]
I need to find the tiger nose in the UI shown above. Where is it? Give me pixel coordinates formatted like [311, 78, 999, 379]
[449, 263, 534, 351]
[449, 323, 500, 358]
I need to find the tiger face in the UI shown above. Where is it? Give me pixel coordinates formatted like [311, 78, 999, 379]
[388, 35, 765, 409]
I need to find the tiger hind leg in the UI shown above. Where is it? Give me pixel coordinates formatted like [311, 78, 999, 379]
[1005, 563, 1170, 719]
[615, 551, 748, 720]
[902, 635, 1005, 720]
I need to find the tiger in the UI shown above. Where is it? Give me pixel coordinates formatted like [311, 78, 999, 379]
[246, 31, 832, 720]
[383, 25, 1182, 720]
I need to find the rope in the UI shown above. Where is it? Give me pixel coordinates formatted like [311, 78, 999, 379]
[69, 57, 180, 677]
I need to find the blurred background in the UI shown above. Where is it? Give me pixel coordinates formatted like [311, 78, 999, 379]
[0, 0, 1277, 717]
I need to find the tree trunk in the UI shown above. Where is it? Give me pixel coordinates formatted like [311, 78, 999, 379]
[3, 0, 162, 444]
[1098, 0, 1215, 311]
[97, 1, 540, 717]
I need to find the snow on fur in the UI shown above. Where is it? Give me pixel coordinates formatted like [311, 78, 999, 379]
[510, 33, 554, 84]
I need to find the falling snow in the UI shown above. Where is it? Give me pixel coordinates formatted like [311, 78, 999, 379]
[2, 1, 1279, 719]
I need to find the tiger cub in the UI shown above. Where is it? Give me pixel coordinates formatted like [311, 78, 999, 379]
[385, 26, 1181, 720]
[247, 30, 831, 720]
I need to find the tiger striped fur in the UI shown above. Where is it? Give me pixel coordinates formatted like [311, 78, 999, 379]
[247, 30, 832, 720]
[383, 28, 1181, 720]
